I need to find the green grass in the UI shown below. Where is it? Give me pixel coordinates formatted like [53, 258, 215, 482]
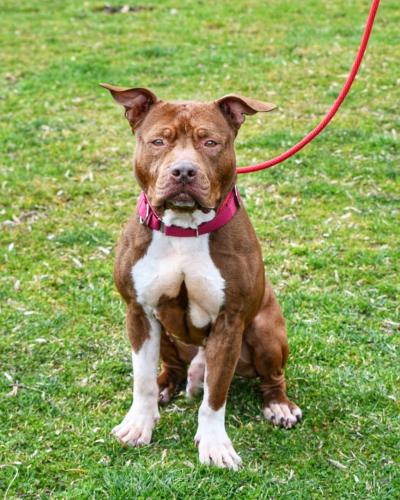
[1, 0, 399, 497]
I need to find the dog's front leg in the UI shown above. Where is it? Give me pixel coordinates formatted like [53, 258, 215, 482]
[112, 303, 161, 446]
[195, 312, 243, 470]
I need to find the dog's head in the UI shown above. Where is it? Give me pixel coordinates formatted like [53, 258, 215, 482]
[101, 84, 276, 212]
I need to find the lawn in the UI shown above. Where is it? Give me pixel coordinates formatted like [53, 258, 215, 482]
[0, 0, 399, 497]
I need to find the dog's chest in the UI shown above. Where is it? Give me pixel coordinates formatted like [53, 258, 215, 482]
[132, 231, 225, 329]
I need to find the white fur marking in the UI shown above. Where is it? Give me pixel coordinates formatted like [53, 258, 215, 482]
[186, 348, 205, 397]
[194, 366, 242, 470]
[162, 208, 215, 229]
[263, 403, 302, 429]
[189, 303, 211, 329]
[112, 317, 160, 446]
[132, 210, 225, 329]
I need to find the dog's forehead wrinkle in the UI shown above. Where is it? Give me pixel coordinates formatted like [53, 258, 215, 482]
[151, 101, 220, 126]
[147, 121, 222, 141]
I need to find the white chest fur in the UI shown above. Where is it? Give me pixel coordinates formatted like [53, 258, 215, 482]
[131, 209, 225, 329]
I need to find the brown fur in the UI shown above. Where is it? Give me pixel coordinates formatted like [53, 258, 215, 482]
[104, 84, 298, 420]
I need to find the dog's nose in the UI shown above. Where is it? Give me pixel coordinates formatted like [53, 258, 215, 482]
[170, 161, 198, 184]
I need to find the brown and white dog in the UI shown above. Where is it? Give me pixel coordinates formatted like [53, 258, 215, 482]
[102, 83, 302, 470]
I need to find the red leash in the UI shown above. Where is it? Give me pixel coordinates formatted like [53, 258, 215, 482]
[237, 0, 381, 174]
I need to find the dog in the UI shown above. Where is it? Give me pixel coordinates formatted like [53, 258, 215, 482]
[101, 83, 302, 469]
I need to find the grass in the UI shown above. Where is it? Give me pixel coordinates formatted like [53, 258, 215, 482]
[0, 0, 399, 497]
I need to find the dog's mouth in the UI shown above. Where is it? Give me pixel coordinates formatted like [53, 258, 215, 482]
[162, 189, 213, 213]
[165, 192, 196, 208]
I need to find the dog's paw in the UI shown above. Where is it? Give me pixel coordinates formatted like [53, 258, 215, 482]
[112, 406, 159, 446]
[194, 429, 242, 470]
[186, 350, 205, 398]
[185, 375, 203, 398]
[158, 387, 172, 405]
[263, 402, 302, 429]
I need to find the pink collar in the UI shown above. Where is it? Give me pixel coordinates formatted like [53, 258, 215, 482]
[137, 186, 241, 237]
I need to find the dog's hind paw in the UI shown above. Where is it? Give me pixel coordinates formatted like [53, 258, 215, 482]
[158, 387, 172, 405]
[263, 402, 302, 429]
[185, 348, 205, 398]
[185, 377, 203, 398]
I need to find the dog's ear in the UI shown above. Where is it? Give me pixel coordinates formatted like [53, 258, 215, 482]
[100, 83, 158, 130]
[216, 94, 276, 131]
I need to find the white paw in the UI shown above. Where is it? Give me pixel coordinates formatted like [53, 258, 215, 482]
[263, 402, 302, 429]
[186, 376, 203, 398]
[112, 405, 159, 446]
[186, 350, 205, 398]
[195, 429, 242, 470]
[158, 387, 171, 405]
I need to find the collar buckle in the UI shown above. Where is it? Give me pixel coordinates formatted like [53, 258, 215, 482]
[139, 201, 150, 225]
[234, 185, 241, 206]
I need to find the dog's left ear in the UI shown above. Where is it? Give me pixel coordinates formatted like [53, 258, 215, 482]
[100, 83, 158, 130]
[216, 94, 276, 131]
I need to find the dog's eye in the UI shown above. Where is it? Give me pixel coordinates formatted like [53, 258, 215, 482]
[151, 139, 165, 146]
[204, 139, 218, 147]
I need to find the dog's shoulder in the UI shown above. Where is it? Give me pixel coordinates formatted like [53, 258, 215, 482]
[114, 214, 152, 302]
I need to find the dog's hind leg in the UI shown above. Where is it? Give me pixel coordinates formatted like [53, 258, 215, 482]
[246, 285, 302, 429]
[157, 331, 190, 405]
[186, 347, 205, 398]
